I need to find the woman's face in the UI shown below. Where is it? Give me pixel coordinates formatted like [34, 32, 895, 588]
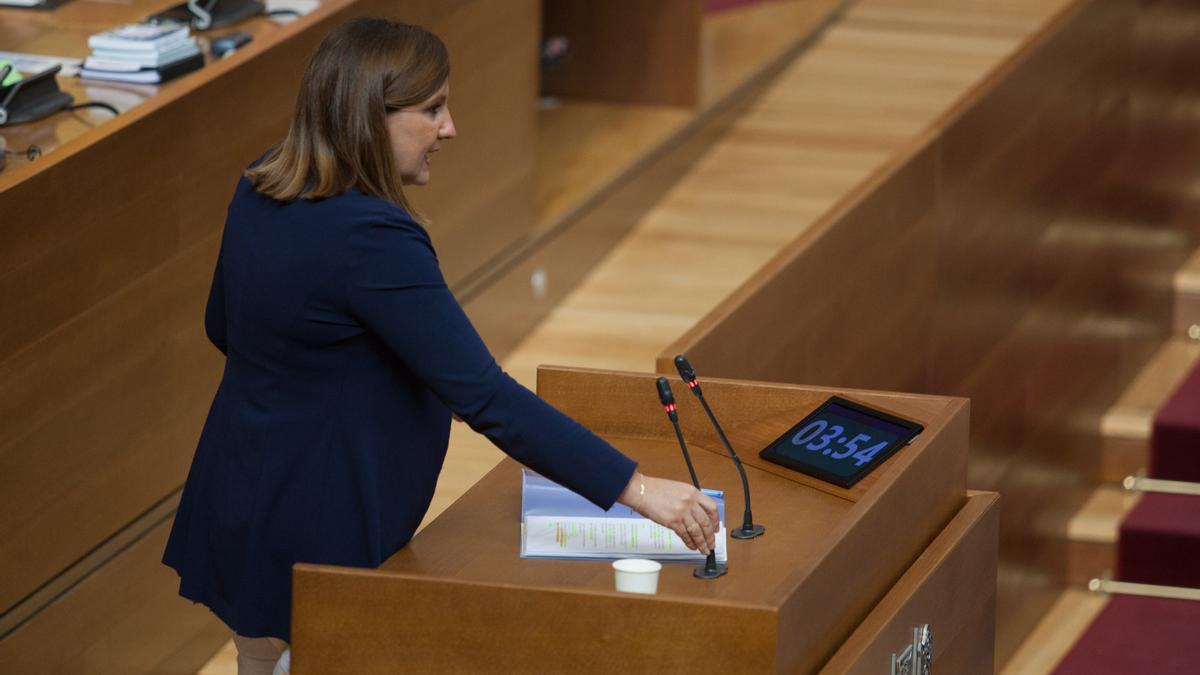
[386, 81, 456, 186]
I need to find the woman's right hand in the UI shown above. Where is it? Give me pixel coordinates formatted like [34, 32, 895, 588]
[618, 472, 720, 555]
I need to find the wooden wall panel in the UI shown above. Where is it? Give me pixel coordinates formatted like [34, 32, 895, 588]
[0, 236, 221, 613]
[822, 492, 999, 675]
[0, 517, 229, 675]
[0, 233, 216, 449]
[1129, 0, 1200, 133]
[932, 0, 1191, 658]
[658, 138, 940, 392]
[661, 0, 1200, 661]
[541, 0, 703, 107]
[293, 565, 779, 673]
[403, 0, 538, 284]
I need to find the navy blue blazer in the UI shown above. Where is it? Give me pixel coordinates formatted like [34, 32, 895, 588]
[163, 175, 637, 640]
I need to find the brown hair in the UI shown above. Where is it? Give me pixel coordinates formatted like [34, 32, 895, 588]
[246, 17, 449, 217]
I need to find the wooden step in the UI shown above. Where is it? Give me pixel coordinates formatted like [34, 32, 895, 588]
[1071, 338, 1200, 583]
[1065, 484, 1141, 585]
[1098, 338, 1200, 481]
[1001, 588, 1109, 675]
[1175, 246, 1200, 337]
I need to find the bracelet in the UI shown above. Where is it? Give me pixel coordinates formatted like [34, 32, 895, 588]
[634, 478, 646, 514]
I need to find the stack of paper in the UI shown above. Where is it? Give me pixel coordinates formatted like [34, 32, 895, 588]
[81, 21, 204, 84]
[520, 469, 728, 562]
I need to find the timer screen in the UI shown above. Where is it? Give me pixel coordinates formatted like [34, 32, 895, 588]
[758, 396, 923, 488]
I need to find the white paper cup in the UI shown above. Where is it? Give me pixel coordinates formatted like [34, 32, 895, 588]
[612, 558, 662, 594]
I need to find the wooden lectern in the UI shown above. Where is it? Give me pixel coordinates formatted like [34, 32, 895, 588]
[292, 368, 997, 673]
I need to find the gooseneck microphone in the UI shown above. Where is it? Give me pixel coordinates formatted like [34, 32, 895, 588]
[657, 376, 699, 487]
[674, 355, 765, 540]
[656, 376, 727, 580]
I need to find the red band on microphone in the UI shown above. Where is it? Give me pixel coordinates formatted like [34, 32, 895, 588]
[664, 403, 676, 413]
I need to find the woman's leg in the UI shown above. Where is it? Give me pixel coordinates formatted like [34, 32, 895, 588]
[273, 647, 291, 675]
[232, 634, 289, 675]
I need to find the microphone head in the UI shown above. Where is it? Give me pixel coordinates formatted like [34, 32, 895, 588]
[674, 354, 699, 389]
[655, 376, 675, 406]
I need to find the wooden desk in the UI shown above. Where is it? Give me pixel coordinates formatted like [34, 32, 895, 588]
[292, 368, 995, 673]
[0, 0, 538, 285]
[0, 0, 289, 172]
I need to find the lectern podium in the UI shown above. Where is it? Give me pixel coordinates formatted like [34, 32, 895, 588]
[292, 368, 997, 673]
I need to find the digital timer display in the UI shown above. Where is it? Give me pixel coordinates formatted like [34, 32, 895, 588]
[758, 396, 923, 488]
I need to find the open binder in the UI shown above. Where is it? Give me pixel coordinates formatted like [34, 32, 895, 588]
[519, 469, 727, 562]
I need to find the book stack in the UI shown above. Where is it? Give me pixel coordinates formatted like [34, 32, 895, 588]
[80, 22, 205, 85]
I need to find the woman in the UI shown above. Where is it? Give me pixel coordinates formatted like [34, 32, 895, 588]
[163, 17, 718, 675]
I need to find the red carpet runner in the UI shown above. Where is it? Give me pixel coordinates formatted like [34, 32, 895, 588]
[1053, 595, 1200, 673]
[1117, 493, 1200, 588]
[1150, 360, 1200, 481]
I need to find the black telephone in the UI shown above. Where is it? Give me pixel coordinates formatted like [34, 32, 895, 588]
[0, 64, 74, 127]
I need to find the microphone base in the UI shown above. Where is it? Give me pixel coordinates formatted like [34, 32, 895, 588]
[693, 562, 728, 580]
[730, 523, 765, 540]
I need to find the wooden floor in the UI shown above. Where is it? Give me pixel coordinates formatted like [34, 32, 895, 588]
[535, 101, 691, 228]
[198, 0, 1089, 672]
